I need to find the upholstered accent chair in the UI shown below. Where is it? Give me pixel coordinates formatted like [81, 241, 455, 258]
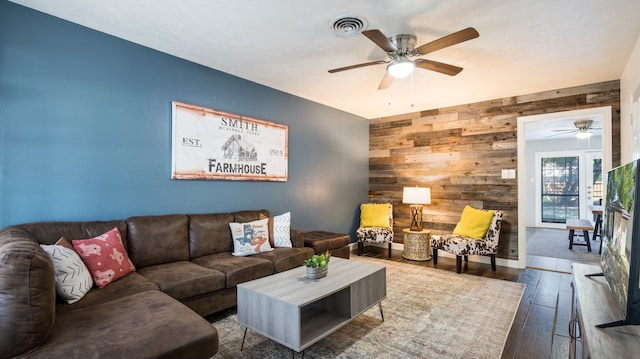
[431, 210, 503, 273]
[356, 203, 394, 258]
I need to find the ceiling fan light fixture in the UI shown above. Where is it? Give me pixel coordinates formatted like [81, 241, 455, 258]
[574, 119, 593, 139]
[576, 130, 592, 139]
[387, 59, 414, 78]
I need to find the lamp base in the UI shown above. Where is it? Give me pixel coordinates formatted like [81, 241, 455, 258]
[409, 204, 423, 232]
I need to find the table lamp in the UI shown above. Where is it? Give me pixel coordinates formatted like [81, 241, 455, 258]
[402, 187, 431, 231]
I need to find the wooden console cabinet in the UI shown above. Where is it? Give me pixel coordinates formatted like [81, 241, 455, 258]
[570, 263, 640, 358]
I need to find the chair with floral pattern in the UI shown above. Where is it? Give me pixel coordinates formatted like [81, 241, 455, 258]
[356, 203, 394, 258]
[431, 210, 503, 273]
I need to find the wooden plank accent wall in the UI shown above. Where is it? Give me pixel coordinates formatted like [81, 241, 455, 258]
[369, 80, 621, 261]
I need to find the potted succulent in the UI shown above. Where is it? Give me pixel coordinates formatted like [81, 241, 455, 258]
[303, 251, 331, 279]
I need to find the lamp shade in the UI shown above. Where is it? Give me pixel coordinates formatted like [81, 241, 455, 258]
[402, 187, 431, 204]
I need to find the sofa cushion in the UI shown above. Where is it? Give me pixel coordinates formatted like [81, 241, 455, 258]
[55, 272, 159, 313]
[17, 220, 128, 247]
[72, 227, 135, 288]
[252, 247, 315, 272]
[0, 228, 56, 359]
[188, 213, 235, 258]
[39, 242, 93, 304]
[137, 261, 226, 300]
[231, 209, 269, 224]
[192, 252, 273, 288]
[24, 290, 218, 359]
[127, 214, 190, 268]
[229, 218, 273, 256]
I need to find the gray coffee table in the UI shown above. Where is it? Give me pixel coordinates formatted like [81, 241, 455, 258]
[237, 257, 386, 354]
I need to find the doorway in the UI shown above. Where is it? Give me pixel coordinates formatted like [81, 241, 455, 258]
[516, 106, 612, 270]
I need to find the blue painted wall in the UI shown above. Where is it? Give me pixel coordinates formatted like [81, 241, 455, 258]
[0, 2, 369, 236]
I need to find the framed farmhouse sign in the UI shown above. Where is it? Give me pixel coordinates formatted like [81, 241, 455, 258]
[171, 101, 288, 181]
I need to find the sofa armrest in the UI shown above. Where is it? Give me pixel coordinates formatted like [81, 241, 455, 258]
[290, 229, 304, 248]
[0, 227, 56, 358]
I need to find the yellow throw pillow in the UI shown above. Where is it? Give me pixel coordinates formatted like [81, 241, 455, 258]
[452, 205, 495, 240]
[360, 203, 391, 228]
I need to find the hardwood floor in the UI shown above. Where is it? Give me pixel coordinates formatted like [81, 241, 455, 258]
[353, 245, 573, 359]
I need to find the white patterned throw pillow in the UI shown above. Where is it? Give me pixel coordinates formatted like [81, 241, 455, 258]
[273, 212, 292, 248]
[40, 241, 93, 304]
[229, 218, 274, 256]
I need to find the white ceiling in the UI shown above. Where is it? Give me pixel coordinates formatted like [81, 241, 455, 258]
[9, 0, 640, 120]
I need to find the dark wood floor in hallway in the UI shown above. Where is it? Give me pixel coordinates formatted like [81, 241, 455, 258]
[353, 245, 573, 359]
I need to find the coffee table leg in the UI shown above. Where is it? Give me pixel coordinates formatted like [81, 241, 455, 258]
[240, 327, 248, 351]
[379, 301, 384, 322]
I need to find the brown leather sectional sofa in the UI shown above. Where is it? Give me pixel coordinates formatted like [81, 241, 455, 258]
[0, 209, 315, 358]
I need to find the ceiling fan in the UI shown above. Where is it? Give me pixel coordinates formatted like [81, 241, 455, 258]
[328, 27, 479, 89]
[550, 120, 601, 139]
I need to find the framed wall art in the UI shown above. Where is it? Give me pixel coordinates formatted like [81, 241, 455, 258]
[171, 101, 288, 181]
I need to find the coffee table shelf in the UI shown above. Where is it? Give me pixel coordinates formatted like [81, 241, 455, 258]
[237, 257, 386, 353]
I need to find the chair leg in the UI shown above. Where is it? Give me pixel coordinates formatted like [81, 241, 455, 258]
[456, 256, 462, 273]
[432, 248, 438, 265]
[388, 242, 392, 258]
[568, 229, 575, 249]
[490, 254, 496, 271]
[583, 230, 592, 252]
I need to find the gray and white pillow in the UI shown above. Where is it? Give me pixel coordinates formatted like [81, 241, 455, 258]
[40, 243, 93, 304]
[273, 212, 292, 248]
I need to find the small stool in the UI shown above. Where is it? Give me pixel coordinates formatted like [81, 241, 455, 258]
[304, 231, 351, 259]
[566, 219, 593, 252]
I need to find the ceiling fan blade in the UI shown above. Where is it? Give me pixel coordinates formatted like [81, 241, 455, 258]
[415, 59, 463, 76]
[415, 27, 479, 55]
[362, 29, 397, 53]
[378, 72, 393, 90]
[328, 60, 387, 73]
[546, 131, 577, 138]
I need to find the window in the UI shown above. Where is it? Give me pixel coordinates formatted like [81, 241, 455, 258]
[541, 156, 580, 223]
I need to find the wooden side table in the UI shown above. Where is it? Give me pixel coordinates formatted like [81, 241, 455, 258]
[402, 228, 431, 261]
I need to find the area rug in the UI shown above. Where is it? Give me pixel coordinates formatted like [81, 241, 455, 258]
[207, 256, 525, 358]
[526, 227, 600, 263]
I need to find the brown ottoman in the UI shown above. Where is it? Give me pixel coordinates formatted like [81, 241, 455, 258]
[304, 231, 351, 259]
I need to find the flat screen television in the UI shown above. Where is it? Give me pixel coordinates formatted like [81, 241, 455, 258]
[596, 159, 640, 327]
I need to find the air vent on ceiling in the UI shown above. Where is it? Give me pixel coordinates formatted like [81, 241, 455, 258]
[330, 15, 368, 36]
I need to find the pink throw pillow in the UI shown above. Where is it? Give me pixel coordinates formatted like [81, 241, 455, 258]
[72, 227, 135, 288]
